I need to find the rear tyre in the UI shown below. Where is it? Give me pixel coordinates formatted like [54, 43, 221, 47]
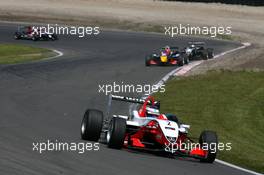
[145, 56, 152, 66]
[207, 49, 214, 59]
[178, 57, 184, 66]
[184, 55, 190, 64]
[81, 109, 103, 141]
[107, 117, 126, 149]
[199, 130, 218, 163]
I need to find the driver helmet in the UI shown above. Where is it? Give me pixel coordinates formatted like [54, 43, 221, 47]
[165, 45, 171, 52]
[27, 26, 33, 34]
[186, 48, 192, 54]
[146, 106, 160, 117]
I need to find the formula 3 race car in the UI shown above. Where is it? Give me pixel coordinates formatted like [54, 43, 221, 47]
[145, 46, 189, 66]
[184, 42, 214, 60]
[14, 26, 58, 41]
[81, 95, 218, 163]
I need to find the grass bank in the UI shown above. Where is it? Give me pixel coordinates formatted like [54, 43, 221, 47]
[155, 70, 264, 173]
[0, 44, 58, 64]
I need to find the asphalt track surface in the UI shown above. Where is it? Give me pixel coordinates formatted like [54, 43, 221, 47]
[0, 23, 252, 175]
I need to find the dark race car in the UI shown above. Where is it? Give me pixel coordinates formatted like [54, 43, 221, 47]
[184, 42, 214, 60]
[80, 94, 218, 163]
[145, 46, 189, 66]
[14, 26, 58, 41]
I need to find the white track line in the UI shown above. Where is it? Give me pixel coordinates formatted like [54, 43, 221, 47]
[215, 159, 263, 175]
[53, 49, 64, 57]
[2, 49, 64, 67]
[48, 49, 64, 60]
[133, 42, 263, 175]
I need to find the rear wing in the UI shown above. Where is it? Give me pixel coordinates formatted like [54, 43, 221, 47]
[106, 94, 160, 119]
[188, 42, 205, 46]
[161, 46, 179, 51]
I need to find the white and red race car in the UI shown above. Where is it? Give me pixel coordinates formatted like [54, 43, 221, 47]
[81, 95, 218, 163]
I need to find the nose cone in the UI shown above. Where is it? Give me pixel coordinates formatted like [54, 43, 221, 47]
[157, 120, 179, 142]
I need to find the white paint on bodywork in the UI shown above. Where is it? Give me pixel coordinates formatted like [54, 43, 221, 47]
[127, 110, 179, 142]
[157, 119, 178, 138]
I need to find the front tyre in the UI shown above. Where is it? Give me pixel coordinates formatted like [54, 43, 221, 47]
[81, 109, 103, 141]
[14, 35, 19, 40]
[14, 32, 21, 40]
[199, 130, 218, 163]
[107, 117, 126, 149]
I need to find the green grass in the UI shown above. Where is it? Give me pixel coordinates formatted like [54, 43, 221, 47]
[155, 70, 264, 173]
[0, 44, 57, 64]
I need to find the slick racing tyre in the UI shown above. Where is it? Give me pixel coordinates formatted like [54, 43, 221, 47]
[145, 56, 151, 66]
[178, 57, 184, 66]
[14, 34, 20, 40]
[51, 34, 58, 41]
[81, 109, 103, 141]
[199, 130, 218, 163]
[107, 117, 126, 149]
[207, 48, 214, 59]
[14, 35, 18, 40]
[184, 55, 190, 65]
[32, 36, 38, 41]
[199, 50, 208, 60]
[202, 52, 209, 60]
